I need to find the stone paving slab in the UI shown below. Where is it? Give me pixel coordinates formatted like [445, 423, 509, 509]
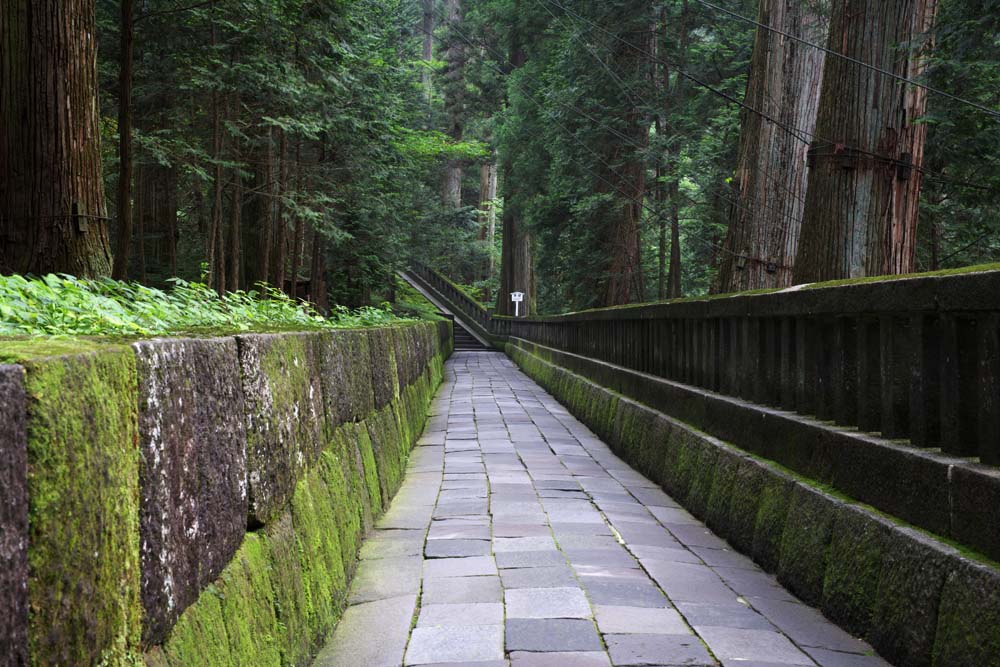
[312, 352, 893, 667]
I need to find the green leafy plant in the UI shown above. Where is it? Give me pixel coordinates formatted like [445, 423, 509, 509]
[0, 274, 409, 338]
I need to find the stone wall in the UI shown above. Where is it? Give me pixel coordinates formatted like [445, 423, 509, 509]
[507, 339, 1000, 667]
[0, 320, 451, 666]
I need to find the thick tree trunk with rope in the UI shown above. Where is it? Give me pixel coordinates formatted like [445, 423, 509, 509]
[717, 0, 827, 293]
[793, 0, 937, 284]
[0, 0, 112, 277]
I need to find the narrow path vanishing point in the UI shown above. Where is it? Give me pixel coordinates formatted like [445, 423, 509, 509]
[313, 351, 889, 667]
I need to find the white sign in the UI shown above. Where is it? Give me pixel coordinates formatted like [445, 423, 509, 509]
[511, 291, 525, 317]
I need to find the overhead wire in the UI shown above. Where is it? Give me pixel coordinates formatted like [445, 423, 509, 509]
[530, 0, 811, 246]
[546, 0, 998, 196]
[422, 21, 733, 265]
[693, 0, 1000, 121]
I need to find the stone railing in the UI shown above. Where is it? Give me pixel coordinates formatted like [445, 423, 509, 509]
[0, 320, 451, 666]
[409, 262, 492, 334]
[499, 269, 1000, 466]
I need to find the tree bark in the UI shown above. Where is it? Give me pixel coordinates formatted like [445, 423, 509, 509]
[112, 0, 135, 279]
[793, 0, 938, 284]
[272, 130, 289, 292]
[441, 0, 465, 208]
[228, 162, 241, 292]
[597, 4, 649, 307]
[663, 1, 689, 299]
[135, 166, 146, 282]
[422, 0, 434, 104]
[496, 11, 534, 317]
[253, 128, 274, 287]
[0, 0, 112, 277]
[290, 139, 304, 298]
[717, 0, 827, 293]
[478, 158, 498, 298]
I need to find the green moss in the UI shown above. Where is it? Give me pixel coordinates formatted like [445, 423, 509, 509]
[777, 485, 837, 606]
[263, 513, 312, 667]
[162, 587, 230, 667]
[705, 450, 740, 536]
[0, 337, 109, 363]
[822, 507, 891, 637]
[751, 476, 794, 572]
[21, 348, 142, 666]
[802, 262, 1000, 290]
[319, 435, 368, 571]
[217, 534, 282, 667]
[150, 331, 448, 666]
[291, 471, 347, 644]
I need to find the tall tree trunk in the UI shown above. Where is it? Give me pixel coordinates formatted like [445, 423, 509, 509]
[309, 227, 328, 312]
[717, 0, 827, 293]
[228, 163, 241, 292]
[0, 0, 112, 277]
[496, 10, 534, 317]
[598, 5, 649, 307]
[112, 0, 135, 279]
[272, 130, 289, 292]
[794, 0, 938, 284]
[478, 158, 497, 298]
[207, 15, 225, 292]
[441, 0, 465, 208]
[135, 166, 146, 282]
[667, 191, 682, 297]
[422, 0, 434, 104]
[290, 139, 304, 299]
[253, 128, 274, 287]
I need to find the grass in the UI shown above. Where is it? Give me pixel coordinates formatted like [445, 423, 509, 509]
[0, 274, 409, 338]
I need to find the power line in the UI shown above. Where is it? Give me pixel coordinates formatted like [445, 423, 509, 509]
[419, 23, 734, 263]
[530, 0, 812, 233]
[436, 19, 810, 253]
[693, 0, 1000, 121]
[546, 0, 998, 196]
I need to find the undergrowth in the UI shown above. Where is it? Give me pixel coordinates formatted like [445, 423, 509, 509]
[0, 274, 408, 337]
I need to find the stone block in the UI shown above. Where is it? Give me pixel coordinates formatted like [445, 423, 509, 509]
[932, 558, 1000, 667]
[751, 472, 794, 573]
[869, 526, 955, 667]
[237, 332, 325, 525]
[704, 445, 742, 538]
[19, 349, 142, 665]
[777, 484, 838, 606]
[948, 465, 1000, 563]
[822, 505, 893, 638]
[0, 365, 28, 667]
[133, 338, 248, 646]
[319, 329, 375, 427]
[367, 327, 400, 409]
[725, 458, 768, 556]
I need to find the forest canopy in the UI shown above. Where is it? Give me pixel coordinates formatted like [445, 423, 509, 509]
[1, 0, 997, 316]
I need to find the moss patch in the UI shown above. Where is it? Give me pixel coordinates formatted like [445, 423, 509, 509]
[20, 348, 142, 666]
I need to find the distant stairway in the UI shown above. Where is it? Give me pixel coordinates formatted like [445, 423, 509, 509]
[453, 320, 489, 351]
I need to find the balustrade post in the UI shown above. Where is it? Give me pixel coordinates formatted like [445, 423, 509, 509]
[939, 315, 978, 456]
[908, 315, 940, 447]
[977, 314, 1000, 464]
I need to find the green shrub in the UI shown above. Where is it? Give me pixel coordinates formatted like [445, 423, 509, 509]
[0, 274, 408, 337]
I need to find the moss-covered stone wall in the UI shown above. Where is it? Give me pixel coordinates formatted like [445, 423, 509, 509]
[507, 339, 1000, 667]
[0, 320, 451, 666]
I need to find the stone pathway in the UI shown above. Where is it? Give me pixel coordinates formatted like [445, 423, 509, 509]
[313, 352, 890, 667]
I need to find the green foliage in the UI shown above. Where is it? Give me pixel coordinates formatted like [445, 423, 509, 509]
[0, 274, 407, 337]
